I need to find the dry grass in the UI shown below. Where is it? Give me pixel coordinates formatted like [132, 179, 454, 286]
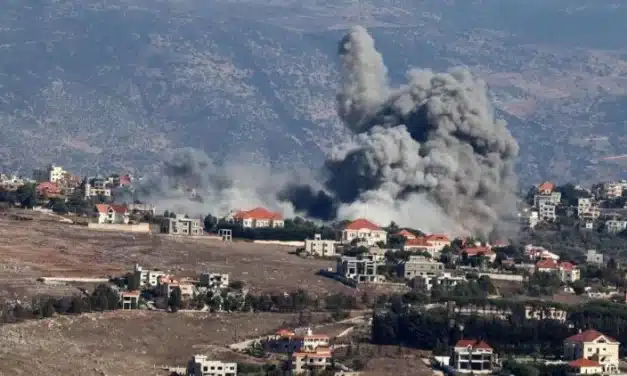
[334, 344, 435, 376]
[0, 213, 358, 301]
[0, 311, 318, 376]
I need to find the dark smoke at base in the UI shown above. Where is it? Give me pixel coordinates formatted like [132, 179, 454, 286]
[279, 26, 520, 240]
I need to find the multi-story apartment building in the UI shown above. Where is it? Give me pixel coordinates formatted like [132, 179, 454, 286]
[451, 340, 496, 374]
[524, 305, 568, 322]
[289, 347, 333, 375]
[336, 254, 382, 283]
[398, 255, 444, 279]
[186, 355, 237, 376]
[133, 264, 166, 287]
[605, 220, 627, 234]
[304, 234, 337, 257]
[564, 329, 620, 375]
[161, 215, 203, 236]
[265, 328, 330, 354]
[603, 182, 624, 199]
[32, 164, 67, 183]
[85, 177, 112, 198]
[538, 200, 557, 222]
[199, 273, 229, 289]
[230, 207, 284, 228]
[578, 198, 601, 220]
[340, 218, 387, 246]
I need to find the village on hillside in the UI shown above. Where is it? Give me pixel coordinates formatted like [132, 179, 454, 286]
[2, 164, 627, 375]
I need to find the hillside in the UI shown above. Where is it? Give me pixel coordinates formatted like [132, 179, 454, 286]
[0, 0, 626, 184]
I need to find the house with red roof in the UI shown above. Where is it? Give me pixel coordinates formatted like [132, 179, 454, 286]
[231, 207, 284, 228]
[95, 204, 129, 224]
[36, 181, 62, 198]
[341, 218, 387, 246]
[461, 246, 497, 263]
[451, 339, 496, 374]
[535, 259, 580, 283]
[394, 229, 416, 240]
[538, 181, 555, 194]
[564, 329, 620, 375]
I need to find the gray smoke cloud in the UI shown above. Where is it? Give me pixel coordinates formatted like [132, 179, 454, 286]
[131, 147, 303, 218]
[280, 26, 520, 239]
[135, 25, 519, 240]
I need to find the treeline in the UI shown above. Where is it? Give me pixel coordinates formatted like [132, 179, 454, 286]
[204, 215, 339, 241]
[1, 284, 121, 324]
[371, 296, 627, 356]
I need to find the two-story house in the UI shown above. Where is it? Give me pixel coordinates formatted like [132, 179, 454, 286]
[231, 207, 284, 228]
[341, 218, 387, 246]
[95, 204, 129, 224]
[535, 259, 580, 283]
[451, 339, 496, 374]
[564, 329, 620, 375]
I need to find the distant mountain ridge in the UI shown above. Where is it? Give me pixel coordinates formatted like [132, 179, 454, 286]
[0, 0, 626, 185]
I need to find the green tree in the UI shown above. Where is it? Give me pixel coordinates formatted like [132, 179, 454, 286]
[51, 198, 69, 214]
[16, 183, 36, 208]
[203, 214, 218, 232]
[168, 287, 183, 312]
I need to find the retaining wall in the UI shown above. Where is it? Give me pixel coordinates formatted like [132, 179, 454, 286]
[87, 223, 151, 233]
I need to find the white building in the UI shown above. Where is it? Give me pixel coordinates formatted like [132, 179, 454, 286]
[451, 340, 496, 374]
[289, 347, 333, 375]
[605, 220, 627, 234]
[413, 272, 465, 292]
[564, 329, 620, 375]
[535, 259, 580, 283]
[230, 207, 284, 228]
[341, 218, 387, 246]
[199, 273, 229, 289]
[586, 249, 604, 266]
[603, 182, 624, 199]
[32, 164, 66, 183]
[578, 198, 600, 220]
[186, 355, 237, 376]
[133, 264, 166, 287]
[524, 244, 560, 261]
[304, 234, 337, 257]
[539, 200, 557, 222]
[95, 204, 129, 224]
[85, 177, 112, 198]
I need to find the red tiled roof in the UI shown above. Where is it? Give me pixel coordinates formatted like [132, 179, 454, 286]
[233, 207, 282, 220]
[565, 329, 618, 344]
[454, 339, 492, 350]
[568, 358, 601, 368]
[536, 259, 558, 269]
[405, 238, 433, 247]
[426, 234, 450, 243]
[463, 247, 494, 256]
[95, 204, 128, 214]
[539, 181, 554, 192]
[344, 218, 382, 231]
[395, 229, 415, 238]
[119, 175, 132, 186]
[559, 261, 576, 271]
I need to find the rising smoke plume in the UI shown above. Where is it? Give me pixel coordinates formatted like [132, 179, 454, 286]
[279, 26, 520, 239]
[137, 26, 519, 240]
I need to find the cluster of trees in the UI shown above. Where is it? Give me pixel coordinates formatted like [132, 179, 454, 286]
[371, 297, 627, 356]
[1, 284, 122, 323]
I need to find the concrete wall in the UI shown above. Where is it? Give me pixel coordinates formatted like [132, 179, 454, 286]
[253, 240, 304, 247]
[478, 272, 524, 282]
[39, 277, 109, 284]
[87, 222, 151, 233]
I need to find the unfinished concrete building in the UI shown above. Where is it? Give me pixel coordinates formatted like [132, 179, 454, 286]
[186, 355, 237, 376]
[336, 255, 383, 283]
[161, 215, 203, 236]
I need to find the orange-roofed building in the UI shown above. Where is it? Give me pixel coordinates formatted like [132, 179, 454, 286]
[120, 290, 140, 310]
[36, 181, 62, 198]
[232, 207, 284, 228]
[289, 345, 333, 375]
[94, 204, 129, 224]
[566, 358, 602, 376]
[564, 329, 620, 374]
[403, 234, 450, 257]
[266, 327, 330, 355]
[395, 229, 416, 240]
[341, 218, 387, 246]
[451, 339, 496, 374]
[536, 259, 580, 283]
[539, 181, 555, 194]
[462, 246, 497, 263]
